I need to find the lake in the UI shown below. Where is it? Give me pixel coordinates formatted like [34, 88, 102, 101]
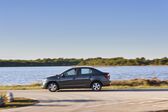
[0, 66, 168, 85]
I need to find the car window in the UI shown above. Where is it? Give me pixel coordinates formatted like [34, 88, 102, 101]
[64, 69, 77, 76]
[93, 69, 102, 75]
[80, 68, 92, 75]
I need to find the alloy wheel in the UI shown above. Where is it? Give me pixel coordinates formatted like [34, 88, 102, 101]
[92, 82, 102, 91]
[48, 82, 58, 92]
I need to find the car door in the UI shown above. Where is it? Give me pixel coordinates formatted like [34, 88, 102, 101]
[59, 68, 77, 88]
[74, 68, 92, 87]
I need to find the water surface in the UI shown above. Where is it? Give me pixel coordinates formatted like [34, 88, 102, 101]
[0, 66, 168, 85]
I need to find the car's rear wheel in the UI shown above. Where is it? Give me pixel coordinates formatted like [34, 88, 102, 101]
[91, 82, 102, 91]
[48, 82, 58, 92]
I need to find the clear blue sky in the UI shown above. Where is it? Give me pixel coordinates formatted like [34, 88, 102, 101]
[0, 0, 167, 59]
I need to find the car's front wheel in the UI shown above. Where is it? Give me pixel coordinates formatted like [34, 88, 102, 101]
[48, 82, 58, 92]
[91, 82, 102, 91]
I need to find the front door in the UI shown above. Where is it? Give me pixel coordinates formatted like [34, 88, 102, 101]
[59, 68, 77, 88]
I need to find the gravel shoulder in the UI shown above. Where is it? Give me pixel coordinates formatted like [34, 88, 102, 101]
[2, 89, 168, 112]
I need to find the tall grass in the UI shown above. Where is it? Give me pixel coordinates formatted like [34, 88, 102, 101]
[0, 83, 41, 90]
[1, 78, 168, 90]
[0, 92, 7, 106]
[111, 78, 168, 86]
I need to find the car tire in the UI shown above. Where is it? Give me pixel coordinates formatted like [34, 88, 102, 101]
[91, 82, 102, 91]
[48, 82, 58, 92]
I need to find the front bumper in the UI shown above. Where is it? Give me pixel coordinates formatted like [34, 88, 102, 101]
[41, 79, 48, 89]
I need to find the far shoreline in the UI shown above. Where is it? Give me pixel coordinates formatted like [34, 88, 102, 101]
[0, 57, 167, 67]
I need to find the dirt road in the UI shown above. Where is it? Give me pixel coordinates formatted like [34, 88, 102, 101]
[2, 89, 168, 112]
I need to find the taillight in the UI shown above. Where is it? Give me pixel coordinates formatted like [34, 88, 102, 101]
[104, 73, 110, 80]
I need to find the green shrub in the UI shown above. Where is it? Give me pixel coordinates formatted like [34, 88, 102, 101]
[111, 78, 168, 86]
[0, 93, 6, 106]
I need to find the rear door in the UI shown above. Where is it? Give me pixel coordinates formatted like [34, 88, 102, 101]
[74, 68, 92, 87]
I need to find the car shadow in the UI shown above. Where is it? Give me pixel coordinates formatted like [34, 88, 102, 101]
[147, 110, 168, 112]
[57, 89, 168, 92]
[34, 104, 69, 107]
[34, 99, 102, 107]
[39, 99, 102, 103]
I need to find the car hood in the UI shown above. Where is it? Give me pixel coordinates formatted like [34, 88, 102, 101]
[47, 75, 60, 80]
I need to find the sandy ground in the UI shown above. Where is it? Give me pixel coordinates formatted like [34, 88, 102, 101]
[2, 89, 168, 112]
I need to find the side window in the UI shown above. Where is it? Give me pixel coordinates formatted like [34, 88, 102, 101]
[64, 69, 77, 76]
[80, 68, 92, 75]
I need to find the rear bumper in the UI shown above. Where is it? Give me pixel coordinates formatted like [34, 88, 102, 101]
[102, 80, 111, 86]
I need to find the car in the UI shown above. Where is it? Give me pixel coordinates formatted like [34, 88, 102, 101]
[42, 67, 111, 92]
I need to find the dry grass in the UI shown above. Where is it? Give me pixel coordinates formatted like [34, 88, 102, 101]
[103, 78, 168, 89]
[0, 97, 38, 109]
[0, 83, 41, 90]
[0, 91, 38, 109]
[0, 92, 6, 104]
[148, 110, 168, 112]
[1, 78, 168, 90]
[111, 78, 168, 86]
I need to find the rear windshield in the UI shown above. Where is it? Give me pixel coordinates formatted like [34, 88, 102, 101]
[93, 68, 103, 75]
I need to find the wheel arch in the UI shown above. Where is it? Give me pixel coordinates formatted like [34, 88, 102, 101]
[47, 81, 59, 89]
[90, 80, 103, 88]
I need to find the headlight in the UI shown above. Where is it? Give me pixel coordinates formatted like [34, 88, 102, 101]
[42, 79, 47, 84]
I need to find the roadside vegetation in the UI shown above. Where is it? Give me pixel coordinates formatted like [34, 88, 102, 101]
[148, 110, 168, 112]
[0, 57, 167, 67]
[105, 78, 168, 89]
[0, 92, 38, 109]
[1, 97, 38, 109]
[0, 83, 41, 90]
[1, 78, 168, 90]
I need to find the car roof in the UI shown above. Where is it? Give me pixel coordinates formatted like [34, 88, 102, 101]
[71, 66, 94, 69]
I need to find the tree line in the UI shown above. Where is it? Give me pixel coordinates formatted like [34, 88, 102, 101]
[0, 57, 167, 67]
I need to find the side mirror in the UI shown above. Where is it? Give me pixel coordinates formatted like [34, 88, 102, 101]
[61, 74, 65, 77]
